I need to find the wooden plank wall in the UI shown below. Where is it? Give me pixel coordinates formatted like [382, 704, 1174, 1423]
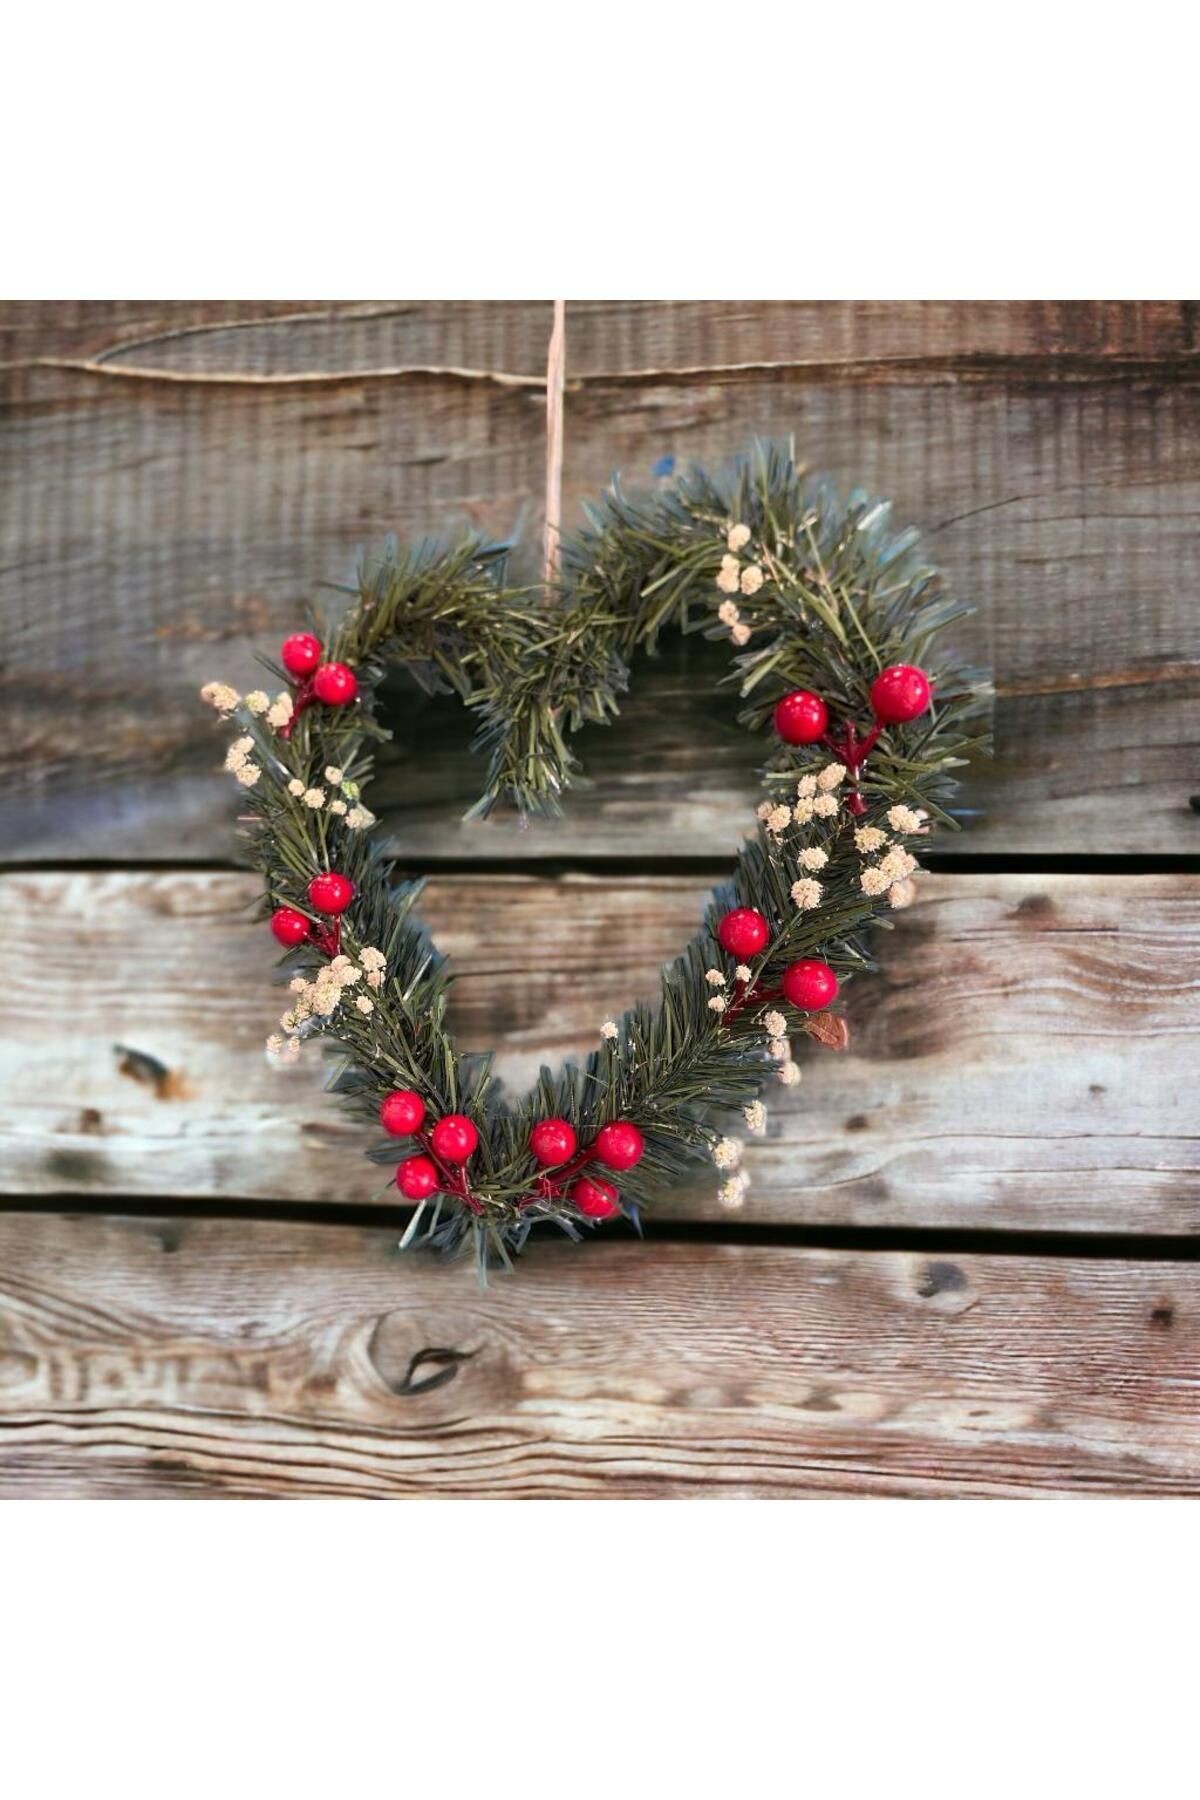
[2, 300, 1198, 1498]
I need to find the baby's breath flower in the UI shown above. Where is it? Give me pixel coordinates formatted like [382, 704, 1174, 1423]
[244, 690, 270, 715]
[359, 947, 386, 971]
[796, 774, 818, 799]
[718, 1172, 750, 1210]
[328, 799, 348, 816]
[707, 994, 728, 1014]
[717, 599, 741, 627]
[793, 798, 815, 825]
[345, 805, 375, 830]
[302, 787, 325, 809]
[200, 682, 239, 713]
[324, 766, 344, 786]
[739, 563, 764, 596]
[288, 975, 308, 993]
[797, 846, 828, 871]
[335, 965, 361, 987]
[777, 1060, 801, 1087]
[889, 878, 918, 910]
[234, 762, 261, 787]
[600, 1020, 619, 1041]
[763, 1010, 787, 1038]
[887, 804, 928, 834]
[311, 982, 341, 1016]
[812, 793, 839, 818]
[224, 743, 249, 772]
[743, 1100, 767, 1135]
[265, 1034, 284, 1054]
[727, 523, 752, 552]
[705, 969, 727, 986]
[756, 801, 773, 821]
[767, 1036, 790, 1061]
[716, 554, 741, 595]
[355, 995, 374, 1015]
[817, 762, 847, 790]
[730, 621, 752, 646]
[860, 865, 891, 897]
[712, 1136, 742, 1170]
[266, 694, 294, 729]
[766, 804, 792, 834]
[734, 964, 752, 982]
[855, 825, 888, 853]
[790, 877, 823, 910]
[287, 778, 305, 796]
[366, 968, 384, 989]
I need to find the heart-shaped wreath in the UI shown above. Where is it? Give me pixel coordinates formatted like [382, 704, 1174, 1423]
[202, 445, 989, 1273]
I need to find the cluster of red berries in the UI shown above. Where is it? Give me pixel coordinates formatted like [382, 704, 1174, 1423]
[378, 1089, 645, 1221]
[269, 872, 355, 948]
[714, 907, 839, 1010]
[772, 663, 932, 745]
[280, 632, 359, 707]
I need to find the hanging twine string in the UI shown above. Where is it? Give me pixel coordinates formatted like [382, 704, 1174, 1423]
[543, 299, 566, 595]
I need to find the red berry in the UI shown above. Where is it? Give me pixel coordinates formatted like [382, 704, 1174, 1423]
[312, 662, 359, 706]
[395, 1155, 439, 1201]
[717, 907, 770, 959]
[307, 872, 355, 915]
[781, 958, 839, 1011]
[270, 906, 311, 947]
[380, 1090, 426, 1137]
[774, 689, 829, 745]
[430, 1113, 478, 1163]
[869, 664, 932, 725]
[281, 632, 323, 677]
[571, 1175, 621, 1220]
[529, 1118, 578, 1167]
[593, 1120, 645, 1171]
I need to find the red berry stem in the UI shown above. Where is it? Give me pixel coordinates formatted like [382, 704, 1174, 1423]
[277, 674, 314, 741]
[413, 1129, 483, 1214]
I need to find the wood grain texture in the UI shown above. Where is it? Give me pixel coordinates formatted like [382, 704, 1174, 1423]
[5, 870, 1196, 1230]
[3, 302, 1198, 862]
[1, 1213, 1196, 1497]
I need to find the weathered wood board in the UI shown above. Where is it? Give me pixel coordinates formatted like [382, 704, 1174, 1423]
[3, 301, 1198, 862]
[1, 1214, 1196, 1498]
[5, 870, 1196, 1231]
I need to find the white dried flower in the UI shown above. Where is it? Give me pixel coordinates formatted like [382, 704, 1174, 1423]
[266, 694, 294, 729]
[855, 826, 888, 853]
[777, 1060, 801, 1086]
[200, 682, 239, 713]
[325, 766, 344, 787]
[328, 799, 347, 815]
[311, 983, 341, 1016]
[767, 1036, 790, 1061]
[366, 968, 384, 989]
[731, 622, 752, 646]
[756, 801, 773, 821]
[244, 690, 270, 715]
[302, 787, 326, 809]
[734, 964, 752, 983]
[705, 969, 727, 986]
[879, 847, 918, 884]
[797, 846, 828, 871]
[600, 1020, 619, 1041]
[335, 965, 361, 987]
[234, 762, 261, 787]
[345, 806, 375, 830]
[739, 563, 764, 596]
[763, 1011, 787, 1038]
[790, 877, 823, 910]
[717, 599, 741, 627]
[287, 778, 305, 796]
[224, 743, 249, 772]
[766, 804, 792, 834]
[743, 1100, 767, 1135]
[796, 774, 818, 799]
[288, 975, 308, 993]
[887, 804, 928, 834]
[355, 995, 374, 1015]
[265, 1033, 284, 1054]
[712, 1136, 743, 1170]
[727, 523, 752, 552]
[860, 865, 891, 897]
[793, 798, 815, 826]
[889, 878, 918, 910]
[716, 554, 741, 595]
[718, 1172, 750, 1210]
[707, 994, 728, 1014]
[359, 948, 387, 971]
[812, 793, 839, 818]
[817, 761, 847, 790]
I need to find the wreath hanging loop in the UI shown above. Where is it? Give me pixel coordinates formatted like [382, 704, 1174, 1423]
[201, 445, 990, 1276]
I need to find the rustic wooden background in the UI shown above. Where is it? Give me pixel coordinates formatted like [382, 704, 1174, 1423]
[2, 300, 1198, 1497]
